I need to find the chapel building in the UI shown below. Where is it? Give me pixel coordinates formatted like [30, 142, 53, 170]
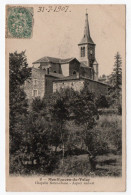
[24, 13, 109, 99]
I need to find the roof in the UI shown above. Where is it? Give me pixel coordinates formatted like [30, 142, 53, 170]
[45, 72, 64, 78]
[78, 14, 95, 45]
[79, 35, 94, 45]
[33, 56, 79, 64]
[80, 62, 92, 69]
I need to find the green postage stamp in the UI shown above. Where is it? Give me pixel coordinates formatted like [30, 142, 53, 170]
[6, 6, 33, 38]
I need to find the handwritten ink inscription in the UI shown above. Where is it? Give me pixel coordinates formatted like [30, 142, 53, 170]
[37, 6, 71, 13]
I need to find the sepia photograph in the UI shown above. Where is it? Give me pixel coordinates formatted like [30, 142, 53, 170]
[6, 4, 126, 191]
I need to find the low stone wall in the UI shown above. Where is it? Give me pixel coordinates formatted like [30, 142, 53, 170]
[53, 78, 109, 96]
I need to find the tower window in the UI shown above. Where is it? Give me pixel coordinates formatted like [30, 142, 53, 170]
[73, 71, 76, 75]
[81, 47, 85, 57]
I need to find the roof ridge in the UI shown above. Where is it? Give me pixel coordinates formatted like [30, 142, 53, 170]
[33, 56, 78, 64]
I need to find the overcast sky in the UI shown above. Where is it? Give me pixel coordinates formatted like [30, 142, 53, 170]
[7, 5, 125, 76]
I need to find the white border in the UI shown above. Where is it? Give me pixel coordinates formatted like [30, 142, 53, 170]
[0, 0, 131, 194]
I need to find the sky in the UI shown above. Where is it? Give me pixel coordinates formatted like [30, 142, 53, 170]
[6, 5, 125, 76]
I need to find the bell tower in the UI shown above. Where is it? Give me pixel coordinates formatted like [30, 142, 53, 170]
[78, 12, 98, 80]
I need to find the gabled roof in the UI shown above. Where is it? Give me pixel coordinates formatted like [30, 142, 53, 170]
[78, 14, 95, 45]
[33, 56, 80, 64]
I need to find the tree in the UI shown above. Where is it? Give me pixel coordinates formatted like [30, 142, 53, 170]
[50, 92, 69, 164]
[9, 51, 31, 154]
[71, 81, 99, 170]
[111, 52, 122, 90]
[108, 52, 122, 110]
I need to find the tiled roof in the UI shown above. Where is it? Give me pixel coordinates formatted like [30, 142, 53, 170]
[33, 56, 79, 64]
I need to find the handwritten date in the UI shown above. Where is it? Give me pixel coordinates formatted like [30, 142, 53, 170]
[37, 6, 70, 13]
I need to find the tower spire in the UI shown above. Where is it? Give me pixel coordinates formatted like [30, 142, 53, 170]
[78, 12, 94, 45]
[84, 12, 90, 39]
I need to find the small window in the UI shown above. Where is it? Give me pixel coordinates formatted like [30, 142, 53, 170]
[33, 79, 38, 86]
[54, 71, 57, 73]
[73, 71, 76, 75]
[32, 89, 38, 98]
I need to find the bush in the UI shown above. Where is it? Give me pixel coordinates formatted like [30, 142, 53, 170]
[96, 95, 109, 108]
[10, 150, 59, 175]
[96, 114, 122, 154]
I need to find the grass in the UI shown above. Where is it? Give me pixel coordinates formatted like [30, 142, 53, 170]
[95, 153, 122, 177]
[53, 113, 122, 177]
[53, 153, 122, 177]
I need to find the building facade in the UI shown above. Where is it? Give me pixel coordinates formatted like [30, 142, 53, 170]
[24, 13, 109, 100]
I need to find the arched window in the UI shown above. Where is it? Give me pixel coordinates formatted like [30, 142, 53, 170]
[81, 47, 85, 57]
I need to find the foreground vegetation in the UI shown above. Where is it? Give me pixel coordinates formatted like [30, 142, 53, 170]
[9, 51, 122, 176]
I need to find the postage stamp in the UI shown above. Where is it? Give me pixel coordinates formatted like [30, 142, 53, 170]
[6, 6, 33, 38]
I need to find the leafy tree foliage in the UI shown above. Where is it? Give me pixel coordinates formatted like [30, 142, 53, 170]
[9, 51, 31, 153]
[69, 81, 100, 169]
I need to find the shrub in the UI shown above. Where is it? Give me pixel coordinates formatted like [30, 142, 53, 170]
[96, 95, 109, 108]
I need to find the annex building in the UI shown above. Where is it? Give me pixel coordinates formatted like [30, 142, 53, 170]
[24, 13, 109, 99]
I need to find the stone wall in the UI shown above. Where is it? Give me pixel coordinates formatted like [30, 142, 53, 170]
[24, 68, 45, 99]
[53, 78, 109, 96]
[45, 75, 57, 95]
[53, 79, 84, 93]
[50, 63, 62, 74]
[87, 79, 109, 96]
[69, 60, 80, 76]
[40, 62, 62, 74]
[80, 66, 92, 79]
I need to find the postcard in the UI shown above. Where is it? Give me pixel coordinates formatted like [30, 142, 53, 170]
[6, 4, 126, 191]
